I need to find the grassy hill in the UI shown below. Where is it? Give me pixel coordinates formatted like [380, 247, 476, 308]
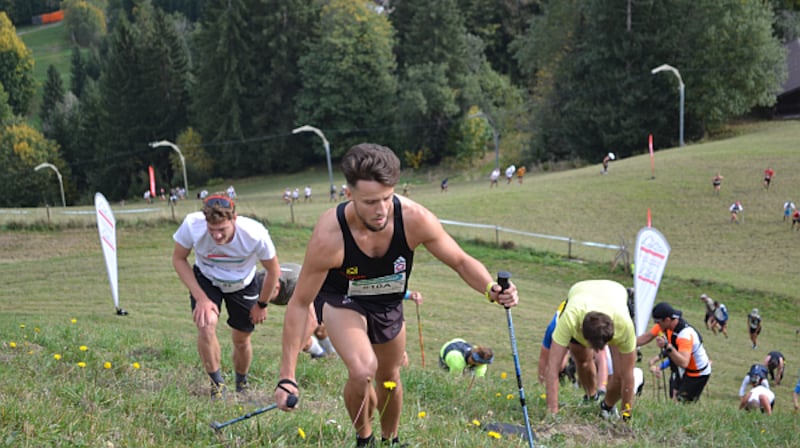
[1, 120, 799, 446]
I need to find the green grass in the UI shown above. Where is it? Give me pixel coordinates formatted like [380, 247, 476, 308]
[17, 22, 73, 121]
[2, 120, 800, 446]
[18, 23, 73, 86]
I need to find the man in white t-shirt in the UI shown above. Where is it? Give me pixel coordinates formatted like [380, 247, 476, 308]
[172, 192, 280, 399]
[505, 164, 516, 184]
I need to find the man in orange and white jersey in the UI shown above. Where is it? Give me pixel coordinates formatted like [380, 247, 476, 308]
[637, 302, 711, 402]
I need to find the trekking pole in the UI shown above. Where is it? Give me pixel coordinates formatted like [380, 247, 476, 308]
[416, 301, 426, 368]
[210, 395, 297, 431]
[498, 271, 535, 448]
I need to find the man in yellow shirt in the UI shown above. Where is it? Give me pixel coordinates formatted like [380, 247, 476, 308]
[545, 280, 637, 421]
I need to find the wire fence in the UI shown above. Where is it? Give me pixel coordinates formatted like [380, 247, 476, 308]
[439, 219, 627, 265]
[1, 205, 629, 266]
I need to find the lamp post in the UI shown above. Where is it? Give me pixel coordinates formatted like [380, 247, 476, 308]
[467, 112, 500, 171]
[292, 125, 335, 196]
[34, 162, 66, 207]
[651, 64, 685, 147]
[149, 140, 188, 197]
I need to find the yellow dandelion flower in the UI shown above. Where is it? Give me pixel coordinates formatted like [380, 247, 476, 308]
[34, 327, 40, 333]
[418, 411, 426, 418]
[104, 362, 112, 369]
[500, 372, 507, 379]
[77, 362, 86, 368]
[506, 394, 514, 400]
[71, 319, 77, 324]
[54, 353, 62, 360]
[496, 392, 502, 397]
[19, 324, 25, 329]
[761, 429, 766, 434]
[472, 419, 481, 426]
[487, 431, 502, 439]
[132, 362, 141, 369]
[540, 393, 547, 399]
[9, 342, 16, 348]
[383, 381, 397, 390]
[79, 345, 88, 352]
[297, 427, 306, 439]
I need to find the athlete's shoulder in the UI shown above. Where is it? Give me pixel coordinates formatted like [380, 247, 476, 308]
[235, 215, 269, 234]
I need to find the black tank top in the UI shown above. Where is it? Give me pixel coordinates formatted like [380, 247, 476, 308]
[319, 195, 414, 313]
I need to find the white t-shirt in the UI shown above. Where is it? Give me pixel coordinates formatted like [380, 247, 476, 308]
[505, 165, 516, 178]
[746, 385, 774, 406]
[173, 212, 276, 291]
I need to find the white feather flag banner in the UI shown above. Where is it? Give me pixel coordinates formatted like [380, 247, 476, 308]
[95, 192, 122, 313]
[634, 226, 670, 336]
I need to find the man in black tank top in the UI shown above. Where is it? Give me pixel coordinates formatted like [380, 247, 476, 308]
[273, 143, 521, 447]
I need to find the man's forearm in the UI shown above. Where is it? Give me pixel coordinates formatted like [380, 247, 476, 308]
[279, 302, 308, 380]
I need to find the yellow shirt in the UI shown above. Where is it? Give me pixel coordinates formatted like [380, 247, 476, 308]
[552, 280, 636, 353]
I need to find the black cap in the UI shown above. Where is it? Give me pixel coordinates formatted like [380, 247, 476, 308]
[652, 302, 682, 320]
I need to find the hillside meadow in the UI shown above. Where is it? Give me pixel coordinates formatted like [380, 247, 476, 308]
[1, 120, 799, 446]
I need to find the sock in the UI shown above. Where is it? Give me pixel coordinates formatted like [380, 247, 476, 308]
[208, 369, 224, 385]
[356, 434, 374, 447]
[320, 336, 337, 354]
[235, 372, 247, 384]
[306, 336, 325, 357]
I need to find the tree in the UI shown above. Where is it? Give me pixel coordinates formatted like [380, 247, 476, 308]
[45, 92, 85, 191]
[62, 0, 108, 47]
[395, 62, 458, 161]
[393, 0, 468, 85]
[0, 12, 36, 116]
[0, 82, 13, 123]
[0, 121, 68, 207]
[244, 0, 321, 173]
[95, 17, 141, 199]
[457, 0, 540, 83]
[175, 127, 213, 188]
[69, 47, 87, 97]
[190, 0, 251, 176]
[40, 65, 65, 126]
[294, 0, 398, 155]
[512, 0, 786, 162]
[86, 2, 193, 200]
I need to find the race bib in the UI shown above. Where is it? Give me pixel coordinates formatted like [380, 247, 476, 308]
[348, 273, 406, 296]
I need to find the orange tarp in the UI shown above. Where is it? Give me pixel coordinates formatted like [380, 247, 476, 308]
[40, 10, 64, 24]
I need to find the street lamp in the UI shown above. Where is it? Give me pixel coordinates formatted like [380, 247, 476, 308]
[34, 162, 66, 207]
[651, 64, 685, 147]
[149, 140, 188, 197]
[292, 125, 335, 197]
[467, 112, 500, 171]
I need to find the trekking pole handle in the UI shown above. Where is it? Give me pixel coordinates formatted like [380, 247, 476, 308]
[497, 271, 511, 308]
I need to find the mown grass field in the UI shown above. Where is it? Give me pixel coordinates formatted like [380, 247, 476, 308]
[18, 22, 73, 89]
[1, 120, 799, 447]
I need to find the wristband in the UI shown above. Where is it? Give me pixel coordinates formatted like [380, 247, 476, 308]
[404, 291, 411, 300]
[485, 281, 498, 302]
[275, 378, 298, 395]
